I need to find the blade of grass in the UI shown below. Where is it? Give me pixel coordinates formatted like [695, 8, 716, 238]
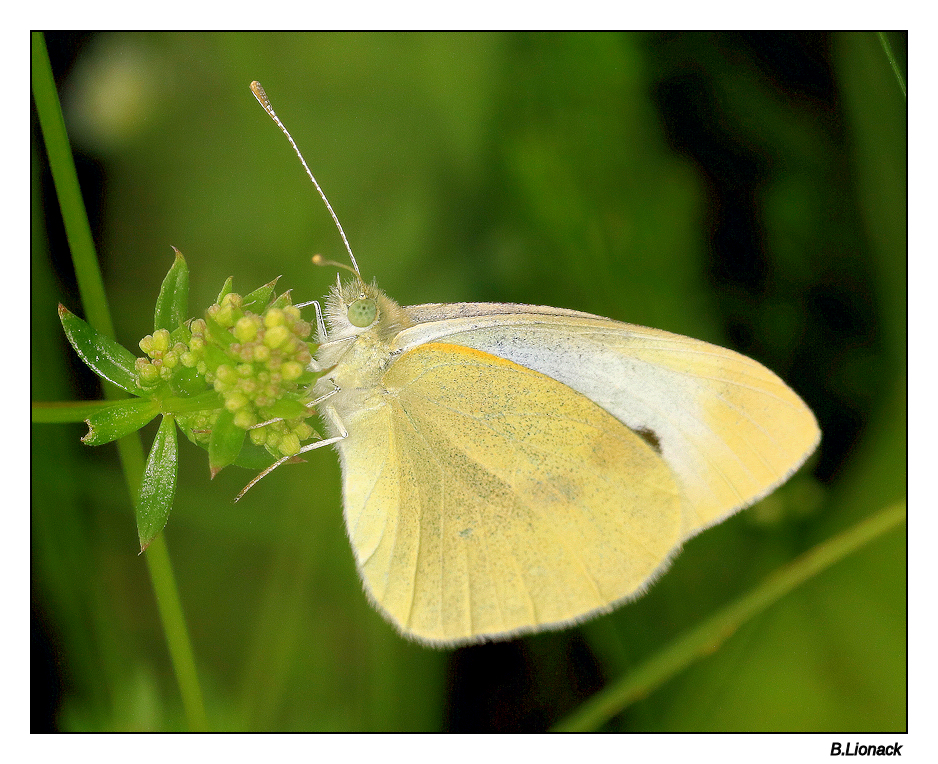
[552, 502, 906, 731]
[32, 32, 207, 731]
[31, 33, 114, 339]
[876, 32, 906, 99]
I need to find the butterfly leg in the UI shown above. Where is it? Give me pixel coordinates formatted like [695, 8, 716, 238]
[234, 404, 348, 502]
[246, 384, 340, 432]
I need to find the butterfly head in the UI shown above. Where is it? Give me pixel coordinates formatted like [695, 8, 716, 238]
[322, 277, 410, 346]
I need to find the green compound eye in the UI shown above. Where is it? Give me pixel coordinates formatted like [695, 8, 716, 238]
[348, 298, 377, 328]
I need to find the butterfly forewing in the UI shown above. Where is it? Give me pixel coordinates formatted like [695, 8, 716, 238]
[393, 308, 821, 539]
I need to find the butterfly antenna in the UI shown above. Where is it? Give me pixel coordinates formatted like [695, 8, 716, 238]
[312, 253, 358, 276]
[250, 81, 361, 279]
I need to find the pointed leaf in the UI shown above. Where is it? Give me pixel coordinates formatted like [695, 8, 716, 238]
[201, 342, 231, 371]
[208, 407, 246, 476]
[242, 277, 279, 312]
[233, 441, 282, 470]
[215, 276, 234, 305]
[263, 397, 313, 420]
[168, 365, 208, 397]
[170, 323, 192, 345]
[203, 313, 237, 347]
[154, 247, 190, 332]
[82, 397, 160, 445]
[137, 414, 178, 551]
[270, 290, 293, 310]
[58, 305, 140, 394]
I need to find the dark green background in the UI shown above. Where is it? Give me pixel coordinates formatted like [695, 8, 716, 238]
[32, 32, 906, 731]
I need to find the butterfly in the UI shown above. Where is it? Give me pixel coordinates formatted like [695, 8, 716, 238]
[250, 82, 820, 647]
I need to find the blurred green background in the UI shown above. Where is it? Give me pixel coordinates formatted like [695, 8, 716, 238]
[32, 32, 906, 731]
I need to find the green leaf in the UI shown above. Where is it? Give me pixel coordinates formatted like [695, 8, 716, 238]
[264, 397, 313, 420]
[270, 291, 299, 310]
[215, 276, 234, 304]
[169, 365, 209, 397]
[82, 398, 161, 446]
[170, 323, 192, 345]
[58, 304, 140, 395]
[201, 342, 231, 372]
[208, 407, 246, 476]
[154, 247, 190, 332]
[203, 313, 236, 347]
[233, 440, 283, 470]
[242, 277, 279, 312]
[295, 368, 320, 387]
[137, 414, 178, 551]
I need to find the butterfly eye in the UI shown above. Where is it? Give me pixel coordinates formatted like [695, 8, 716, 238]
[347, 297, 377, 328]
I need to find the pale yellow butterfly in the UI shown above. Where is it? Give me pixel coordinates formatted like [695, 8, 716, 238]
[249, 82, 820, 648]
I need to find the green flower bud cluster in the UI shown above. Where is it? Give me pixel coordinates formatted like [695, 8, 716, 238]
[136, 329, 192, 386]
[200, 294, 317, 457]
[135, 288, 321, 458]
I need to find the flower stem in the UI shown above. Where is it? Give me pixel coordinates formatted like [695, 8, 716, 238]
[32, 31, 208, 731]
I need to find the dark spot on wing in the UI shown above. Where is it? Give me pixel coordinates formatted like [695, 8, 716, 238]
[635, 427, 662, 454]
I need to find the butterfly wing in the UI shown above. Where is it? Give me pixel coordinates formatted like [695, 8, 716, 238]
[394, 304, 821, 538]
[333, 342, 685, 646]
